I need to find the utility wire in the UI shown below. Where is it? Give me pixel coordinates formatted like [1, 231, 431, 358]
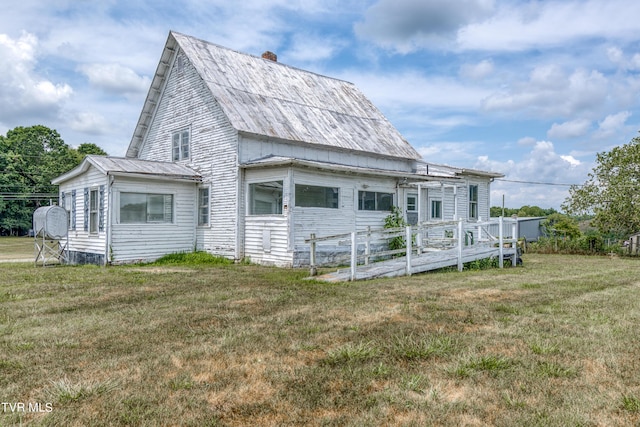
[495, 178, 582, 187]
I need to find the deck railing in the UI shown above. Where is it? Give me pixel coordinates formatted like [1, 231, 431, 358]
[305, 217, 518, 280]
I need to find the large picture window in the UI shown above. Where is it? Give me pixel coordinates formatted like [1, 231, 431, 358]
[120, 193, 174, 223]
[295, 184, 338, 208]
[172, 129, 190, 161]
[249, 181, 283, 215]
[469, 185, 478, 219]
[358, 191, 393, 211]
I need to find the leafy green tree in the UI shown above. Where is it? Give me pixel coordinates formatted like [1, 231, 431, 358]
[0, 126, 107, 235]
[563, 136, 640, 237]
[542, 213, 581, 240]
[490, 205, 557, 217]
[76, 143, 107, 159]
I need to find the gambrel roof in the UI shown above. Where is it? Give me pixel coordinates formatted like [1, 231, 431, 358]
[127, 31, 422, 161]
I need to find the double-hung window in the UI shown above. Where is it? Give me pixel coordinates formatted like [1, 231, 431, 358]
[468, 185, 478, 220]
[172, 129, 190, 161]
[89, 189, 99, 233]
[198, 187, 210, 226]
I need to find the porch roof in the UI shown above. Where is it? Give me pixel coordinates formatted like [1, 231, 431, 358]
[239, 156, 460, 182]
[52, 155, 202, 184]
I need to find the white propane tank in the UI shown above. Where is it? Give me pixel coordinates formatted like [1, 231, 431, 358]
[33, 206, 68, 240]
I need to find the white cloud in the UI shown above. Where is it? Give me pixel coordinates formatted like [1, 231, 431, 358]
[68, 111, 109, 135]
[559, 155, 581, 167]
[482, 67, 609, 118]
[285, 34, 347, 63]
[517, 137, 537, 147]
[342, 70, 491, 112]
[458, 0, 640, 52]
[459, 59, 494, 80]
[475, 140, 591, 209]
[593, 111, 632, 140]
[417, 141, 480, 165]
[355, 0, 494, 53]
[0, 32, 73, 122]
[79, 63, 150, 96]
[547, 118, 592, 139]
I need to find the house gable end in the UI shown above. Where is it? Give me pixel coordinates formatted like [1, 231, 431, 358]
[129, 31, 422, 163]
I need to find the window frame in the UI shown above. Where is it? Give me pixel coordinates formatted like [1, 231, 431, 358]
[198, 187, 210, 226]
[430, 198, 442, 220]
[468, 184, 479, 220]
[171, 128, 190, 161]
[294, 184, 339, 209]
[248, 180, 284, 216]
[406, 193, 418, 212]
[119, 192, 174, 224]
[89, 188, 99, 234]
[358, 190, 394, 211]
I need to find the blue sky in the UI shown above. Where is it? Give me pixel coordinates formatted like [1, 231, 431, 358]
[2, 0, 640, 210]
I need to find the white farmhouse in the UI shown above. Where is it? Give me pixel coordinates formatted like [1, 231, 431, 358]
[53, 31, 502, 266]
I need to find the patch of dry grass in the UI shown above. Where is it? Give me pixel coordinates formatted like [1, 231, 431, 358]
[0, 237, 33, 261]
[1, 253, 640, 425]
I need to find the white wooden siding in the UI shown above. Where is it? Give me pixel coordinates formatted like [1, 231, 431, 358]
[136, 50, 239, 259]
[244, 217, 290, 266]
[57, 165, 108, 257]
[243, 168, 291, 266]
[240, 136, 415, 172]
[110, 177, 196, 263]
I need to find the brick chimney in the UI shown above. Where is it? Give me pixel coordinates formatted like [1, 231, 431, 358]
[261, 51, 277, 62]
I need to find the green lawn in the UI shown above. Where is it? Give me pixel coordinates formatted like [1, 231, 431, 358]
[1, 253, 639, 426]
[0, 237, 33, 261]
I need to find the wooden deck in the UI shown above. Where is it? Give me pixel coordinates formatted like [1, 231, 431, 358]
[305, 218, 519, 282]
[314, 244, 517, 282]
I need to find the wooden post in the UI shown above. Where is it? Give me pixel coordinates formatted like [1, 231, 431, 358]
[406, 226, 412, 276]
[511, 220, 518, 268]
[309, 233, 317, 276]
[498, 216, 504, 269]
[457, 219, 463, 272]
[364, 226, 371, 265]
[350, 231, 357, 281]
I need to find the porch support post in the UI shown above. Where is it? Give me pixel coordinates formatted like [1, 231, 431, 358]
[406, 226, 412, 276]
[457, 219, 463, 272]
[309, 233, 317, 276]
[512, 220, 518, 268]
[350, 231, 357, 281]
[417, 183, 422, 224]
[364, 226, 371, 265]
[499, 216, 504, 269]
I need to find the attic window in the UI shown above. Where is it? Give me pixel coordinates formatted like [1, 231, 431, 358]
[177, 55, 185, 74]
[172, 129, 190, 161]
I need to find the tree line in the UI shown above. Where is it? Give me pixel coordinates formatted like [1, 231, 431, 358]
[0, 125, 106, 236]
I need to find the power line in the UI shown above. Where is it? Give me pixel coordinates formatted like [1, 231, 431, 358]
[495, 178, 582, 187]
